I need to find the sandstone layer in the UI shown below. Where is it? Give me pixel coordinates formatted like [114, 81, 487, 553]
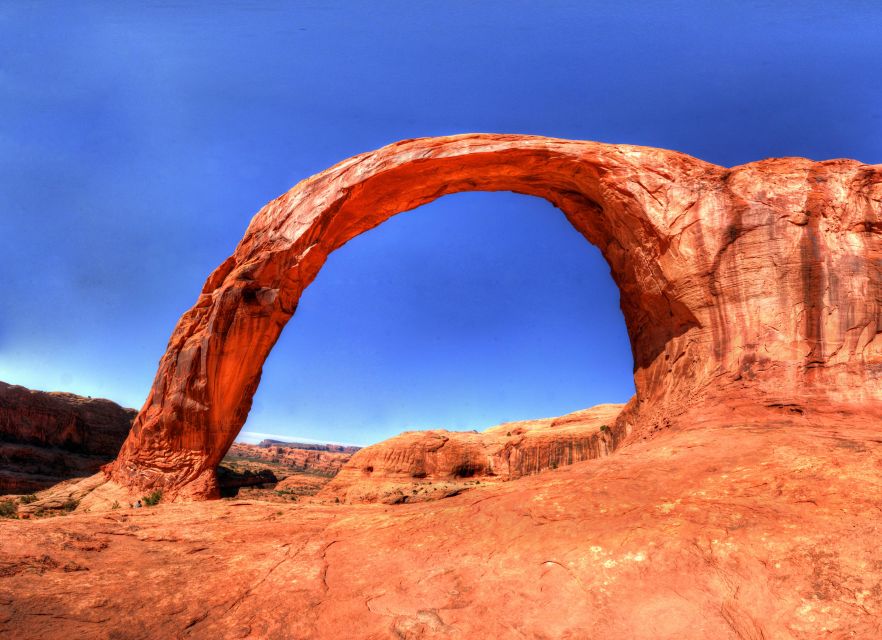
[3, 404, 881, 639]
[105, 134, 882, 500]
[320, 403, 623, 503]
[0, 381, 135, 494]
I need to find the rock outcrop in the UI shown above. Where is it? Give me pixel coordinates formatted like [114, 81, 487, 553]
[320, 403, 623, 503]
[105, 135, 882, 500]
[0, 381, 135, 494]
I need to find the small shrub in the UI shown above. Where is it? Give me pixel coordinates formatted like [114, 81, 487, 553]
[111, 501, 120, 510]
[61, 499, 79, 512]
[142, 490, 163, 507]
[599, 425, 610, 433]
[0, 500, 17, 519]
[20, 494, 38, 505]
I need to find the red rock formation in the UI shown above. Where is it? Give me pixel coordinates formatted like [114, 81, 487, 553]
[106, 135, 882, 500]
[0, 381, 135, 494]
[4, 404, 881, 639]
[320, 403, 623, 503]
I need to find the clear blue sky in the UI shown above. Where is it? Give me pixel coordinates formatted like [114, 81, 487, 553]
[1, 2, 880, 445]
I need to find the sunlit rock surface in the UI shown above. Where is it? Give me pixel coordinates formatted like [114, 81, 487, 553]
[319, 403, 624, 503]
[105, 134, 882, 500]
[3, 404, 881, 639]
[3, 136, 881, 638]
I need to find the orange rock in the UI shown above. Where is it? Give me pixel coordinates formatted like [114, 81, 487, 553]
[320, 403, 624, 503]
[3, 404, 881, 639]
[105, 135, 882, 499]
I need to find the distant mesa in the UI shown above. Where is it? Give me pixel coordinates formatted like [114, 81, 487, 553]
[256, 439, 361, 454]
[0, 380, 134, 494]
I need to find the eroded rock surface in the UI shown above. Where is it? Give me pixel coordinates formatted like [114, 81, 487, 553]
[320, 403, 624, 503]
[3, 405, 881, 639]
[0, 381, 135, 494]
[105, 134, 882, 500]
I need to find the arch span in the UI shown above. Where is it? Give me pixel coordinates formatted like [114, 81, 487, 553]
[108, 134, 882, 499]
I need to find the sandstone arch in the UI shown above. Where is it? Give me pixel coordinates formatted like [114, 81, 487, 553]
[108, 134, 882, 499]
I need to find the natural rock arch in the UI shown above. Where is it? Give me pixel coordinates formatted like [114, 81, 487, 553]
[108, 134, 882, 499]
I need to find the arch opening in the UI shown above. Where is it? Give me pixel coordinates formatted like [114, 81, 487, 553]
[237, 190, 635, 448]
[109, 134, 714, 500]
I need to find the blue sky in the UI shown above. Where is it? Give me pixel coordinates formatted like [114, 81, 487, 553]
[1, 2, 880, 445]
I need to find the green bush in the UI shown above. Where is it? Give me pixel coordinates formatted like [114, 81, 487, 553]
[0, 500, 17, 519]
[599, 425, 610, 433]
[61, 499, 79, 512]
[111, 501, 120, 510]
[20, 494, 37, 504]
[142, 490, 163, 507]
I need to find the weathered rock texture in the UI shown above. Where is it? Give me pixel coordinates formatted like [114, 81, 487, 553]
[4, 404, 881, 639]
[321, 403, 623, 503]
[0, 381, 135, 494]
[106, 134, 882, 499]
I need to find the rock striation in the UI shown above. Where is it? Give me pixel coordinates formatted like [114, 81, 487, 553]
[0, 381, 135, 494]
[104, 135, 882, 500]
[320, 403, 623, 503]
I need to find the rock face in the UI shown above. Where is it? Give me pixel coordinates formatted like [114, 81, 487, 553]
[106, 134, 882, 500]
[0, 381, 135, 494]
[320, 403, 624, 503]
[4, 404, 881, 639]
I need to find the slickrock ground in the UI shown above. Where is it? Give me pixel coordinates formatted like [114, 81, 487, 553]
[0, 381, 134, 494]
[320, 403, 623, 504]
[2, 404, 881, 640]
